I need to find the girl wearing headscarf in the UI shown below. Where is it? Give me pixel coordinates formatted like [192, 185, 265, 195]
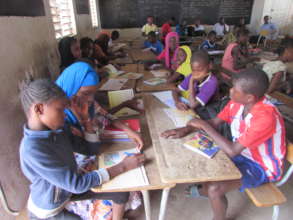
[157, 32, 179, 71]
[58, 36, 82, 72]
[56, 61, 143, 149]
[167, 45, 192, 83]
[56, 61, 144, 219]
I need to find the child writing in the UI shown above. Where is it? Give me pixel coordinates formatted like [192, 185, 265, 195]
[172, 51, 218, 114]
[161, 68, 286, 220]
[263, 38, 293, 94]
[167, 45, 192, 83]
[199, 31, 217, 51]
[19, 78, 145, 220]
[56, 61, 144, 150]
[143, 31, 164, 55]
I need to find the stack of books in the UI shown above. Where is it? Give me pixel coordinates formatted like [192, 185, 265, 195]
[100, 119, 140, 142]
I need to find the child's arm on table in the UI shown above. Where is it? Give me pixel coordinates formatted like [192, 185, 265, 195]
[161, 116, 223, 139]
[267, 71, 284, 94]
[167, 71, 181, 83]
[172, 89, 189, 111]
[187, 118, 245, 157]
[111, 120, 144, 151]
[187, 77, 200, 109]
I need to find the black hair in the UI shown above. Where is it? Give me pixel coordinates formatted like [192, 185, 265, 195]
[170, 17, 176, 22]
[236, 29, 249, 38]
[80, 37, 93, 50]
[58, 36, 78, 69]
[233, 68, 269, 98]
[95, 34, 110, 54]
[275, 37, 293, 56]
[19, 78, 66, 115]
[111, 30, 120, 40]
[148, 31, 156, 38]
[191, 51, 210, 65]
[207, 31, 216, 38]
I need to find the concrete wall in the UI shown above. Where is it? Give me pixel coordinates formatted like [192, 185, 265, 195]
[0, 1, 98, 219]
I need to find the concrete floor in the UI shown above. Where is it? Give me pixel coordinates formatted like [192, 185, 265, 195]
[14, 179, 293, 220]
[135, 178, 293, 220]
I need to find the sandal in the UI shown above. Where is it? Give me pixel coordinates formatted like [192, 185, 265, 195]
[185, 184, 207, 199]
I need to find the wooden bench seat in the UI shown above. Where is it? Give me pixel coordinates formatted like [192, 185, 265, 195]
[245, 183, 287, 207]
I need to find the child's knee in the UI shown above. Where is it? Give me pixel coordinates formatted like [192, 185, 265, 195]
[112, 192, 130, 204]
[207, 183, 224, 198]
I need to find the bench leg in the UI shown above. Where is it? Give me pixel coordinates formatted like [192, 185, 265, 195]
[158, 188, 171, 220]
[141, 190, 151, 220]
[272, 205, 279, 220]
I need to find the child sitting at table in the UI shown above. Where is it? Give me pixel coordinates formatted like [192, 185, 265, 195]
[157, 32, 180, 71]
[58, 36, 82, 72]
[172, 51, 218, 115]
[143, 31, 164, 55]
[167, 45, 192, 83]
[222, 29, 259, 79]
[263, 38, 293, 94]
[161, 68, 286, 220]
[199, 31, 217, 51]
[19, 78, 145, 220]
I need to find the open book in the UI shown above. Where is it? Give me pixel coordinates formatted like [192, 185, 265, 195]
[164, 108, 198, 127]
[99, 78, 128, 91]
[96, 148, 149, 190]
[104, 64, 125, 78]
[108, 89, 140, 117]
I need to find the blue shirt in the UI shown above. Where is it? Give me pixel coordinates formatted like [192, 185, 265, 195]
[19, 124, 106, 217]
[144, 40, 164, 55]
[200, 40, 216, 50]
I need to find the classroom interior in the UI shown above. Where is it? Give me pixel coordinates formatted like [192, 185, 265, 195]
[1, 0, 293, 220]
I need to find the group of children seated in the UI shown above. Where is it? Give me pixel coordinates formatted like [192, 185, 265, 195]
[19, 15, 293, 220]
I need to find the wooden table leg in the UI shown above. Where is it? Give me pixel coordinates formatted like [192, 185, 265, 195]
[141, 190, 151, 220]
[158, 187, 172, 220]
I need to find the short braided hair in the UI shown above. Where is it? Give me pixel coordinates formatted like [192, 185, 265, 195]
[19, 78, 66, 115]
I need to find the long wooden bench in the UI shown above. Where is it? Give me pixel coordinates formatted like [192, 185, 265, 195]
[245, 142, 293, 220]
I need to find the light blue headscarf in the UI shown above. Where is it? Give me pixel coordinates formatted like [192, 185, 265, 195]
[56, 61, 99, 98]
[56, 61, 99, 128]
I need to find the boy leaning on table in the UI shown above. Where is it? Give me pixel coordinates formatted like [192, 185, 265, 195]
[161, 68, 286, 220]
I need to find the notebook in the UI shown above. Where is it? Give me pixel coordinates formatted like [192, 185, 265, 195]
[96, 148, 149, 190]
[104, 64, 125, 78]
[108, 89, 140, 117]
[164, 108, 198, 127]
[183, 132, 219, 159]
[99, 78, 128, 91]
[144, 78, 166, 86]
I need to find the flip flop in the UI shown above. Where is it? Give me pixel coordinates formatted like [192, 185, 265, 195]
[185, 184, 208, 199]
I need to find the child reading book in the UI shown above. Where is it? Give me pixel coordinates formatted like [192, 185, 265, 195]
[161, 68, 286, 220]
[19, 78, 145, 220]
[143, 31, 164, 55]
[263, 38, 293, 94]
[172, 51, 218, 115]
[199, 31, 217, 51]
[167, 45, 192, 83]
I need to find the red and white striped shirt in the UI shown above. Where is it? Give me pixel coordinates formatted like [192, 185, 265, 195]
[218, 98, 286, 181]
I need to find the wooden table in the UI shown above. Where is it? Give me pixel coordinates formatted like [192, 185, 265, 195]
[91, 115, 175, 220]
[129, 48, 157, 62]
[97, 64, 139, 91]
[144, 94, 242, 184]
[136, 64, 176, 93]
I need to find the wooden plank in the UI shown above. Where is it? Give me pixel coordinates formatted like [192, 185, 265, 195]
[143, 94, 242, 184]
[91, 115, 175, 192]
[287, 141, 293, 164]
[245, 183, 287, 207]
[129, 48, 157, 62]
[136, 64, 176, 92]
[270, 91, 293, 109]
